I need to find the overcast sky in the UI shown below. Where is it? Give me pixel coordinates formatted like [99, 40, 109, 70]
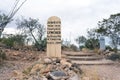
[0, 0, 120, 44]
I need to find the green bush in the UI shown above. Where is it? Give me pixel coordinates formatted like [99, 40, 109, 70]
[106, 46, 113, 51]
[85, 38, 99, 50]
[79, 45, 85, 50]
[1, 34, 25, 49]
[0, 50, 7, 61]
[107, 53, 120, 61]
[34, 38, 47, 51]
[70, 44, 78, 51]
[2, 38, 14, 48]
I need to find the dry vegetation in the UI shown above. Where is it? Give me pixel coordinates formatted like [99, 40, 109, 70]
[0, 48, 46, 80]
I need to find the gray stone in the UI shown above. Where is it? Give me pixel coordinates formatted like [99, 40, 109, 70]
[52, 71, 66, 76]
[49, 71, 68, 79]
[42, 76, 48, 80]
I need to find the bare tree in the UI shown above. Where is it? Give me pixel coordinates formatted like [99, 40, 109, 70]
[0, 0, 27, 37]
[16, 17, 46, 51]
[96, 13, 120, 52]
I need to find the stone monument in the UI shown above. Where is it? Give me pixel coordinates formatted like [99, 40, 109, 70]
[117, 37, 120, 45]
[47, 16, 61, 58]
[99, 36, 105, 50]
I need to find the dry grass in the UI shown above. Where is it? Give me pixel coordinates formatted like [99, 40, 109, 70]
[82, 48, 90, 53]
[22, 66, 32, 75]
[81, 67, 101, 80]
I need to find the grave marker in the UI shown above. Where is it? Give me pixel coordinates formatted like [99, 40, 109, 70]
[117, 37, 120, 45]
[99, 37, 105, 50]
[47, 16, 61, 58]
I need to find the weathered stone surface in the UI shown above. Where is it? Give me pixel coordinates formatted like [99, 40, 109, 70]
[49, 71, 68, 79]
[60, 59, 72, 67]
[44, 58, 52, 64]
[47, 16, 61, 58]
[13, 57, 82, 80]
[40, 65, 52, 74]
[30, 64, 44, 74]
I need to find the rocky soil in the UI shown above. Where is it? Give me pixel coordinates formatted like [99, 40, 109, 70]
[0, 50, 120, 80]
[81, 63, 120, 80]
[10, 57, 82, 80]
[0, 61, 32, 80]
[0, 49, 45, 80]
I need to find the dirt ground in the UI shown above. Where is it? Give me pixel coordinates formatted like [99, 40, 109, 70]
[0, 49, 46, 80]
[0, 50, 120, 80]
[0, 61, 32, 80]
[80, 63, 120, 80]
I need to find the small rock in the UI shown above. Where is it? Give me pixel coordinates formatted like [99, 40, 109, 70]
[53, 62, 56, 65]
[60, 59, 72, 67]
[42, 76, 48, 80]
[56, 58, 61, 63]
[40, 64, 52, 74]
[82, 77, 90, 80]
[13, 52, 19, 56]
[44, 58, 52, 64]
[30, 64, 44, 74]
[12, 70, 21, 77]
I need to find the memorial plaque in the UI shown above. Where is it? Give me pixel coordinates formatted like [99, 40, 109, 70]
[47, 16, 61, 58]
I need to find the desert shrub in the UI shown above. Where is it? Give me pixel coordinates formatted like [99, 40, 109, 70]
[1, 35, 25, 49]
[2, 38, 14, 48]
[85, 38, 99, 50]
[107, 53, 120, 61]
[82, 48, 89, 53]
[93, 48, 99, 54]
[106, 46, 113, 51]
[62, 45, 69, 51]
[34, 38, 47, 51]
[0, 50, 7, 63]
[23, 67, 32, 75]
[79, 45, 85, 50]
[70, 44, 78, 51]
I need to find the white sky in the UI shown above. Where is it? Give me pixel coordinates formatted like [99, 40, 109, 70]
[0, 0, 120, 44]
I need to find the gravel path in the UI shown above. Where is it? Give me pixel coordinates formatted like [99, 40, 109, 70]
[81, 63, 120, 80]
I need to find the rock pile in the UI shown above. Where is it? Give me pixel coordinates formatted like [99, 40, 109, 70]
[11, 57, 82, 80]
